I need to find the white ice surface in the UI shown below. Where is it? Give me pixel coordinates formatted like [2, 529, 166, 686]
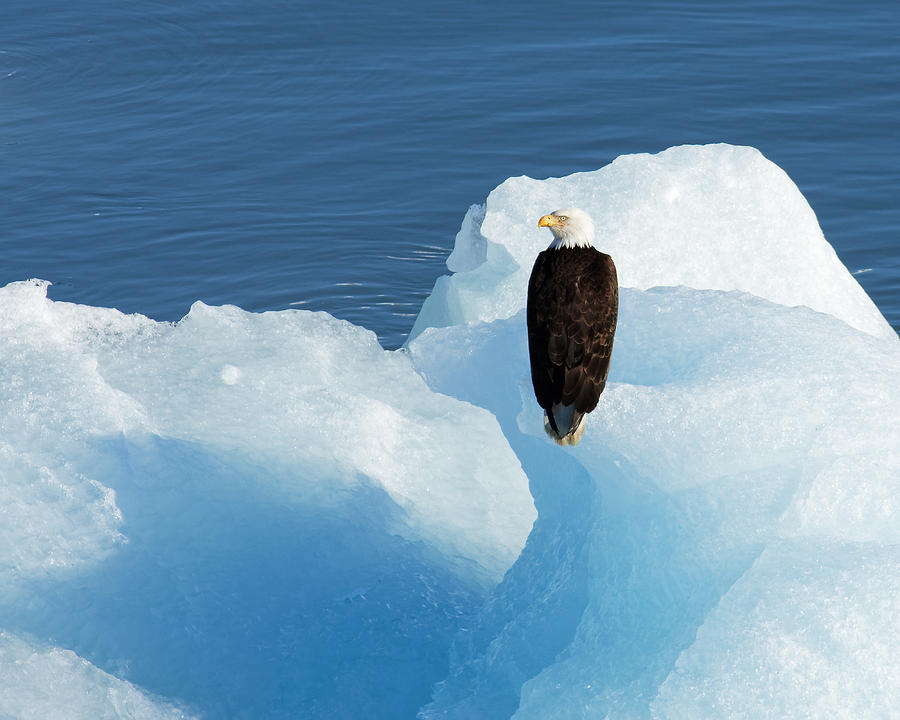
[0, 632, 193, 720]
[410, 287, 899, 718]
[0, 279, 533, 589]
[0, 278, 533, 718]
[412, 143, 894, 341]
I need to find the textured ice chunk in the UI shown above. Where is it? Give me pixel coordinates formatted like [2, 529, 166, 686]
[0, 280, 142, 593]
[95, 299, 534, 581]
[0, 444, 124, 595]
[0, 278, 534, 717]
[0, 280, 533, 587]
[652, 544, 900, 719]
[410, 283, 900, 718]
[0, 632, 194, 720]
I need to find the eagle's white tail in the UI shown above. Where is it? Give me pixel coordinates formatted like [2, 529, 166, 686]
[544, 405, 586, 446]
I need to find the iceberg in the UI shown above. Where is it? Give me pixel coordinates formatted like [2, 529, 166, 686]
[0, 144, 897, 718]
[409, 144, 900, 718]
[0, 278, 532, 718]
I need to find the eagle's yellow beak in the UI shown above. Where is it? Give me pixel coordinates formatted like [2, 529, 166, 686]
[538, 214, 557, 228]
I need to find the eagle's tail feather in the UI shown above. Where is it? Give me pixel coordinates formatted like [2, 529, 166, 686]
[544, 406, 586, 446]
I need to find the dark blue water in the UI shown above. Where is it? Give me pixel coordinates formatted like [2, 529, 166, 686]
[2, 0, 898, 348]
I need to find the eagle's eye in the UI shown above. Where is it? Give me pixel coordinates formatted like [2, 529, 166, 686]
[557, 215, 568, 221]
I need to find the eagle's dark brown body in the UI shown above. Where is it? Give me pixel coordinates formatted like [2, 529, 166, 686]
[526, 247, 618, 444]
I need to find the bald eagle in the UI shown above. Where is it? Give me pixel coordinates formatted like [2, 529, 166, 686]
[526, 208, 618, 446]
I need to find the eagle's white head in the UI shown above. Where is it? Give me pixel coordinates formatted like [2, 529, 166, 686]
[538, 207, 596, 250]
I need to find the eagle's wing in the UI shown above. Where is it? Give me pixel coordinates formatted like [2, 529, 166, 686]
[527, 249, 618, 422]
